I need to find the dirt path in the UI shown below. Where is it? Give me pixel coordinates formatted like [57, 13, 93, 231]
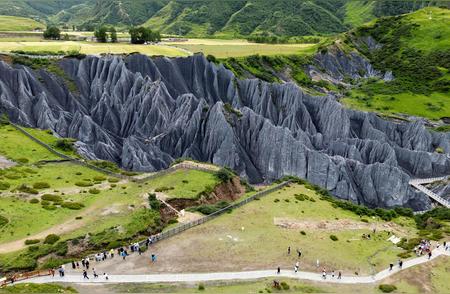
[0, 204, 100, 254]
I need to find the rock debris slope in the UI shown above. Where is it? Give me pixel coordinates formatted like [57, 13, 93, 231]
[1, 54, 449, 210]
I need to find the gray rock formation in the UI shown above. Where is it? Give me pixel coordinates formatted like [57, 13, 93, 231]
[1, 53, 449, 211]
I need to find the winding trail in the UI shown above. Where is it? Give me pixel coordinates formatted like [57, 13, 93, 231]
[20, 248, 450, 285]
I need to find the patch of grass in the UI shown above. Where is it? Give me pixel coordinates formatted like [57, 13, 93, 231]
[168, 39, 318, 58]
[150, 183, 416, 274]
[0, 41, 188, 57]
[379, 284, 397, 293]
[0, 283, 77, 293]
[0, 125, 61, 163]
[147, 169, 219, 199]
[0, 16, 45, 31]
[43, 234, 60, 245]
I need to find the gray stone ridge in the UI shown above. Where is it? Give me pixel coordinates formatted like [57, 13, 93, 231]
[0, 53, 449, 210]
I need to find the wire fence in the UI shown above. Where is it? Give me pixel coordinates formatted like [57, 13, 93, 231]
[140, 180, 292, 245]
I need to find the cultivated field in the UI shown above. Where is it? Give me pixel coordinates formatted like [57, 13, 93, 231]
[0, 41, 189, 57]
[163, 38, 318, 58]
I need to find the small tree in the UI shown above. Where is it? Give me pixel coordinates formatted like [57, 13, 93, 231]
[94, 26, 108, 43]
[43, 26, 61, 40]
[110, 27, 118, 43]
[129, 26, 161, 44]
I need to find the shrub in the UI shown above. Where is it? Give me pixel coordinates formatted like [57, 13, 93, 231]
[379, 284, 397, 293]
[274, 199, 280, 203]
[108, 178, 119, 183]
[215, 167, 234, 182]
[42, 205, 57, 211]
[16, 157, 29, 164]
[55, 138, 75, 152]
[41, 200, 50, 206]
[330, 235, 338, 241]
[148, 193, 160, 210]
[168, 219, 178, 225]
[397, 237, 421, 250]
[300, 231, 306, 235]
[0, 214, 9, 227]
[29, 198, 39, 204]
[0, 181, 11, 190]
[24, 239, 40, 245]
[198, 284, 205, 291]
[41, 194, 63, 203]
[75, 181, 93, 187]
[33, 182, 50, 189]
[89, 188, 101, 194]
[44, 234, 60, 245]
[361, 218, 369, 223]
[397, 251, 412, 259]
[61, 202, 85, 210]
[16, 184, 39, 194]
[155, 186, 174, 192]
[280, 282, 290, 290]
[93, 176, 106, 181]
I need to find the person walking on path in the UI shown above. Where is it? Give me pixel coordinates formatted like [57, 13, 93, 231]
[297, 249, 302, 258]
[322, 269, 326, 280]
[277, 267, 281, 274]
[71, 261, 76, 270]
[86, 259, 90, 270]
[428, 251, 432, 259]
[104, 273, 109, 280]
[76, 261, 80, 269]
[110, 249, 114, 258]
[151, 254, 157, 262]
[50, 268, 55, 277]
[398, 260, 403, 269]
[389, 263, 394, 271]
[331, 270, 335, 278]
[81, 259, 85, 268]
[93, 268, 98, 278]
[83, 270, 89, 280]
[287, 246, 291, 255]
[338, 271, 342, 280]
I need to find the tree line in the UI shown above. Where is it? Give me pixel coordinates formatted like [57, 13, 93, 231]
[43, 26, 161, 44]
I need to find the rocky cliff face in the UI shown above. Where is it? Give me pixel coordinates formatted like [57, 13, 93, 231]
[1, 53, 449, 210]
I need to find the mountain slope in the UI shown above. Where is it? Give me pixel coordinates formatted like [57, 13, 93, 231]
[1, 52, 449, 210]
[342, 7, 450, 120]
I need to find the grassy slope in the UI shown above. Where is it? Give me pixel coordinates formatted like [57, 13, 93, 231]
[0, 16, 45, 31]
[147, 169, 219, 199]
[405, 7, 450, 52]
[0, 125, 61, 163]
[149, 183, 417, 275]
[343, 7, 450, 120]
[344, 0, 375, 27]
[0, 125, 221, 249]
[343, 90, 450, 120]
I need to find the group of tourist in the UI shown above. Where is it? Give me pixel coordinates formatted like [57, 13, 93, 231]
[284, 246, 342, 280]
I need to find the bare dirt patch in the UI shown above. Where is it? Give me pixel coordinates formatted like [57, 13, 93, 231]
[274, 218, 407, 234]
[0, 155, 15, 169]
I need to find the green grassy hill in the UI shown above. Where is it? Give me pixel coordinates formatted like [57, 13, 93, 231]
[342, 7, 450, 120]
[0, 16, 45, 31]
[0, 0, 446, 37]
